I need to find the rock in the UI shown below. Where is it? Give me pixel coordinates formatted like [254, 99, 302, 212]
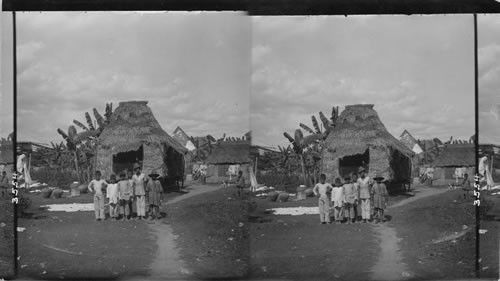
[52, 189, 64, 199]
[41, 188, 53, 198]
[278, 192, 290, 202]
[267, 191, 279, 202]
[0, 222, 6, 227]
[401, 271, 411, 277]
[304, 188, 314, 197]
[78, 184, 88, 194]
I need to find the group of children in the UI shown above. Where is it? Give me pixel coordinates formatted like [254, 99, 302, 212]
[313, 167, 389, 225]
[87, 164, 164, 221]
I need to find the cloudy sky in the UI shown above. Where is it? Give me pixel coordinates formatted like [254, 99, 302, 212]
[251, 15, 475, 148]
[478, 14, 500, 146]
[1, 13, 14, 139]
[9, 12, 250, 145]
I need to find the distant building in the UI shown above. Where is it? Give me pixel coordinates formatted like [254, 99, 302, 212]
[17, 141, 52, 154]
[205, 140, 251, 183]
[172, 126, 196, 151]
[399, 130, 423, 154]
[431, 143, 475, 185]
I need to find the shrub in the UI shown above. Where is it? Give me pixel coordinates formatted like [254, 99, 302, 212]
[31, 168, 78, 189]
[256, 172, 305, 193]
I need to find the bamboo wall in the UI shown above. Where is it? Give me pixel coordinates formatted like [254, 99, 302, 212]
[143, 143, 163, 177]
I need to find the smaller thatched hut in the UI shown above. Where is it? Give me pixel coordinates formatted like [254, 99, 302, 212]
[205, 140, 250, 184]
[321, 104, 414, 190]
[431, 143, 475, 185]
[96, 101, 187, 186]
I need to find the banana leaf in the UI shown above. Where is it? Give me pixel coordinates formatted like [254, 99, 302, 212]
[311, 116, 321, 134]
[299, 123, 315, 134]
[57, 128, 69, 141]
[68, 126, 78, 141]
[73, 120, 88, 131]
[93, 108, 105, 128]
[294, 129, 304, 145]
[283, 132, 295, 144]
[105, 103, 113, 122]
[85, 112, 96, 131]
[319, 111, 331, 131]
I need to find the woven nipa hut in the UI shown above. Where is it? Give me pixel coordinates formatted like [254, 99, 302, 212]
[205, 140, 251, 184]
[96, 101, 187, 184]
[321, 104, 414, 190]
[431, 143, 475, 185]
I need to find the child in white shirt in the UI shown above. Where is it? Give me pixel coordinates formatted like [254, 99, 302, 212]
[313, 174, 333, 224]
[331, 177, 344, 224]
[88, 171, 108, 221]
[106, 174, 119, 221]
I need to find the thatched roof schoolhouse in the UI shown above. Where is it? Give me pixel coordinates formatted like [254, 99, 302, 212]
[204, 140, 251, 183]
[321, 104, 414, 186]
[96, 101, 187, 180]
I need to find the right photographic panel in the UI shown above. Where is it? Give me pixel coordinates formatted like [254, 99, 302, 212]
[250, 15, 475, 280]
[478, 13, 500, 279]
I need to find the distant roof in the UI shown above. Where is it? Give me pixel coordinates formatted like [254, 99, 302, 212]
[172, 126, 190, 147]
[478, 144, 500, 156]
[399, 130, 423, 154]
[431, 144, 475, 167]
[17, 141, 52, 151]
[250, 145, 279, 156]
[206, 141, 250, 164]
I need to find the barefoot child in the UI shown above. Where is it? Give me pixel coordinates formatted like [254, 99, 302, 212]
[106, 174, 119, 221]
[118, 172, 133, 221]
[371, 175, 389, 223]
[343, 176, 358, 224]
[330, 177, 344, 224]
[313, 174, 333, 224]
[462, 173, 472, 200]
[236, 170, 245, 197]
[357, 169, 372, 223]
[88, 171, 107, 221]
[146, 172, 163, 220]
[132, 164, 147, 220]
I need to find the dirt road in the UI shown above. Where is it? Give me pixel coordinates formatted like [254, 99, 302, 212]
[370, 186, 449, 280]
[148, 184, 224, 279]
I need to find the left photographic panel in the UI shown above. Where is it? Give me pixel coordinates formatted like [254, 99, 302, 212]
[15, 11, 251, 280]
[0, 12, 16, 280]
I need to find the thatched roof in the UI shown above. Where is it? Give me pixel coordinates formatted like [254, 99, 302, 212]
[98, 101, 187, 154]
[432, 144, 475, 167]
[206, 140, 250, 164]
[324, 104, 414, 159]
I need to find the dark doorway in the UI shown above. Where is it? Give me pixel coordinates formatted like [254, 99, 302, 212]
[161, 144, 185, 191]
[339, 149, 369, 178]
[113, 146, 143, 175]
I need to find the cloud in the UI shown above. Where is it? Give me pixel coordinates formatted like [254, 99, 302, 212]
[478, 15, 500, 145]
[251, 15, 474, 147]
[15, 12, 250, 144]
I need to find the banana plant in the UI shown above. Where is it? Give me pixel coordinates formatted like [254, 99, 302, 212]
[283, 106, 339, 186]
